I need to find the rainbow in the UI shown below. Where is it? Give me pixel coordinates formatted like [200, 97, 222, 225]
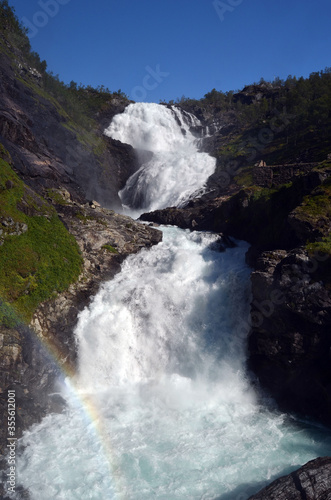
[2, 301, 126, 499]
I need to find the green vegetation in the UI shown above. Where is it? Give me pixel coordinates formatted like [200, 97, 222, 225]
[178, 70, 331, 175]
[234, 166, 254, 187]
[0, 299, 20, 328]
[102, 244, 118, 253]
[293, 176, 331, 256]
[46, 189, 70, 206]
[0, 0, 46, 72]
[0, 156, 83, 323]
[75, 212, 94, 224]
[307, 236, 331, 256]
[218, 181, 307, 249]
[176, 73, 331, 258]
[295, 175, 331, 222]
[0, 142, 12, 163]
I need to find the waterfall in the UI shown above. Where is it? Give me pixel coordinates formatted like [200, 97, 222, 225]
[14, 104, 331, 500]
[15, 228, 331, 500]
[75, 230, 252, 390]
[104, 103, 216, 214]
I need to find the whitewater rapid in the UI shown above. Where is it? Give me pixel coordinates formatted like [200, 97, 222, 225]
[13, 104, 331, 500]
[104, 103, 216, 214]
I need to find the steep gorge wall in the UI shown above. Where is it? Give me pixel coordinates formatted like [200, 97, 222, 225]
[0, 32, 141, 210]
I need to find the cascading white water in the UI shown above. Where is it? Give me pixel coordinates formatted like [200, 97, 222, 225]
[13, 104, 331, 500]
[14, 229, 331, 499]
[104, 103, 216, 214]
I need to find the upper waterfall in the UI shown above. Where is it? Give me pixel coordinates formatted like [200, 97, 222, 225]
[104, 103, 216, 214]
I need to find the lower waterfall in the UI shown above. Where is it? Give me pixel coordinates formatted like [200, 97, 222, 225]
[15, 229, 331, 500]
[14, 103, 331, 499]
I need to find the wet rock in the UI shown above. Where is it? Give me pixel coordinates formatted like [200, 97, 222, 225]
[89, 199, 101, 208]
[248, 248, 331, 426]
[0, 322, 61, 500]
[248, 457, 331, 499]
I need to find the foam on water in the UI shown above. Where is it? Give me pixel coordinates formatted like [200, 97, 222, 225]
[104, 103, 216, 214]
[15, 228, 331, 500]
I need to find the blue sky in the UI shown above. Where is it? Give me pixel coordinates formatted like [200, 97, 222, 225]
[8, 0, 331, 102]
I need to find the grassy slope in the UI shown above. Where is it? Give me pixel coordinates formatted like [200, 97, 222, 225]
[0, 149, 82, 325]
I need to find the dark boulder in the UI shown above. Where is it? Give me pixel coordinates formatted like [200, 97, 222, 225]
[248, 248, 331, 426]
[248, 457, 331, 500]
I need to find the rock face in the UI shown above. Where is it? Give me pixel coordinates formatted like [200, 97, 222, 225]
[248, 247, 331, 426]
[0, 38, 140, 210]
[0, 317, 70, 500]
[248, 457, 331, 499]
[0, 323, 61, 459]
[232, 82, 282, 106]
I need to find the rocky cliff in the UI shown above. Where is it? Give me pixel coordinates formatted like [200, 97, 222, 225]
[0, 30, 139, 210]
[248, 247, 331, 426]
